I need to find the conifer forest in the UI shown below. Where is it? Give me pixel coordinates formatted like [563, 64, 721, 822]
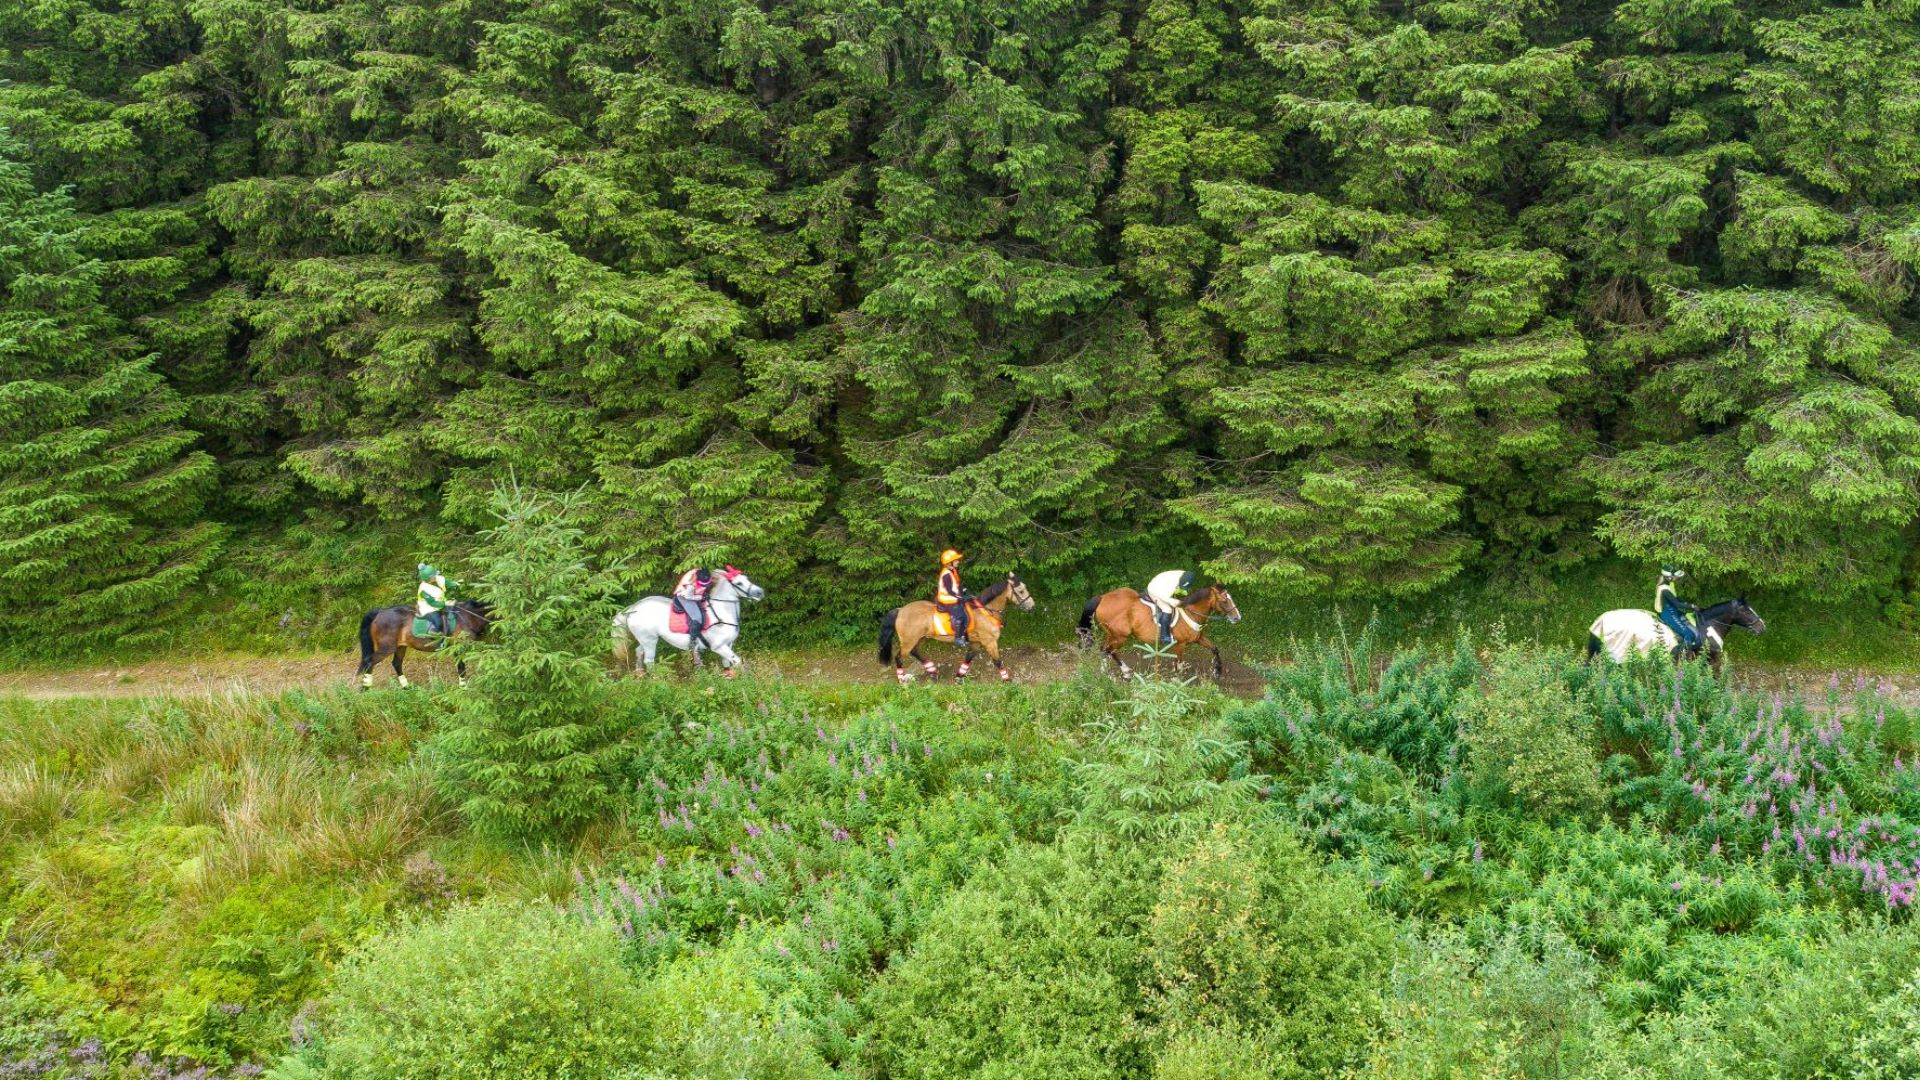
[8, 1, 1920, 1079]
[5, 0, 1920, 649]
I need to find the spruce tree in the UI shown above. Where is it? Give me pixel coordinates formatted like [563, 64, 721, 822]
[0, 137, 222, 648]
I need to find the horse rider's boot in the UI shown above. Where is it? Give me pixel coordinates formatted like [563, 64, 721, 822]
[1157, 610, 1174, 646]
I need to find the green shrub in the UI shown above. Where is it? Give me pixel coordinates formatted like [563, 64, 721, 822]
[1713, 922, 1920, 1080]
[1461, 651, 1604, 822]
[1474, 925, 1609, 1080]
[1853, 973, 1920, 1079]
[1146, 822, 1390, 1078]
[309, 900, 651, 1079]
[1151, 1025, 1277, 1080]
[1362, 929, 1525, 1080]
[1068, 678, 1262, 844]
[633, 938, 831, 1080]
[866, 843, 1152, 1080]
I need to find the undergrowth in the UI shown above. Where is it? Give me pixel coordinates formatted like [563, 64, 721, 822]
[5, 631, 1920, 1077]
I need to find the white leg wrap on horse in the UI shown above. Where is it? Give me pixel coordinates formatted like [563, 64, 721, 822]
[396, 674, 409, 689]
[957, 661, 971, 677]
[360, 673, 373, 689]
[896, 668, 912, 683]
[999, 668, 1011, 682]
[923, 660, 937, 675]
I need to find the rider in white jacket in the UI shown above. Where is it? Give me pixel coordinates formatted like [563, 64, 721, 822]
[1145, 569, 1196, 646]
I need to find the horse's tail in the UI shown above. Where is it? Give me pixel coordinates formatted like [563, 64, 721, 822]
[358, 608, 378, 669]
[612, 612, 634, 670]
[877, 608, 899, 667]
[1076, 595, 1099, 646]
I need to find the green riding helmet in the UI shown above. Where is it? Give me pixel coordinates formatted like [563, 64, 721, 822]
[418, 563, 438, 582]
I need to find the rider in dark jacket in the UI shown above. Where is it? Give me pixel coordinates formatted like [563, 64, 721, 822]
[1656, 567, 1701, 655]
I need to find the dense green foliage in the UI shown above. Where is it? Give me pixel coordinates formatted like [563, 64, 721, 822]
[5, 0, 1920, 653]
[8, 631, 1920, 1076]
[433, 482, 628, 838]
[313, 900, 655, 1078]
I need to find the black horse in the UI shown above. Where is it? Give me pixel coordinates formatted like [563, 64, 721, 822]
[357, 600, 492, 690]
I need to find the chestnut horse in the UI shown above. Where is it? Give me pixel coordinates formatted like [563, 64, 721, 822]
[877, 573, 1034, 683]
[1077, 585, 1241, 678]
[357, 600, 492, 690]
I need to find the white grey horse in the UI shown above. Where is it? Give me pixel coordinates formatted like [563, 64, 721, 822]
[1587, 597, 1765, 675]
[611, 569, 766, 677]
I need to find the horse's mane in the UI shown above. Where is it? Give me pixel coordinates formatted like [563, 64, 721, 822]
[1186, 585, 1214, 605]
[977, 578, 1010, 604]
[1696, 598, 1742, 622]
[457, 598, 493, 617]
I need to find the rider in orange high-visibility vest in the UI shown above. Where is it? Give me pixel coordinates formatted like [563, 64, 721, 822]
[936, 549, 971, 648]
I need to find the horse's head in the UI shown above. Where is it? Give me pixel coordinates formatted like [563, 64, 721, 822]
[1210, 587, 1242, 624]
[717, 565, 766, 603]
[1731, 596, 1765, 636]
[1007, 572, 1035, 611]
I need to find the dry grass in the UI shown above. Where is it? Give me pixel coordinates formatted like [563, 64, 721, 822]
[1, 691, 449, 904]
[0, 762, 74, 842]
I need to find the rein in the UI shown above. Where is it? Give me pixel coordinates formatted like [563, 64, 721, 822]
[965, 583, 1022, 630]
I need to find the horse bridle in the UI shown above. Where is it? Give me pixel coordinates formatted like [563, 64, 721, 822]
[696, 583, 759, 631]
[969, 578, 1029, 629]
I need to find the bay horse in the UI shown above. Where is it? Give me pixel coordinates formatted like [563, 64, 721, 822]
[610, 568, 767, 678]
[357, 600, 492, 690]
[1587, 597, 1766, 676]
[877, 573, 1034, 683]
[1078, 584, 1242, 678]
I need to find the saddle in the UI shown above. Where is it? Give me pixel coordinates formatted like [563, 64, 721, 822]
[668, 599, 711, 636]
[931, 601, 988, 639]
[1140, 594, 1199, 633]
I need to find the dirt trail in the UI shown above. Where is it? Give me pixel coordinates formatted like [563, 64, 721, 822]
[3, 644, 1915, 708]
[0, 645, 1271, 701]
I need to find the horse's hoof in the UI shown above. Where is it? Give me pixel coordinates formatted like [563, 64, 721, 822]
[895, 668, 913, 684]
[722, 668, 737, 679]
[999, 669, 1011, 683]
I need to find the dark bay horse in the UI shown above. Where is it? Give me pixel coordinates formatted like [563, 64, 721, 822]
[357, 600, 492, 690]
[1587, 597, 1765, 676]
[1078, 584, 1242, 678]
[878, 574, 1034, 682]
